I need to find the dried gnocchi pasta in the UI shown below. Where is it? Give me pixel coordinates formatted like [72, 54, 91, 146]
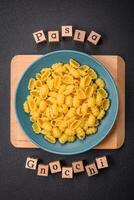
[23, 59, 110, 144]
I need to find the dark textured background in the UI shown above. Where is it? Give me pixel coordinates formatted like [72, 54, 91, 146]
[0, 0, 133, 199]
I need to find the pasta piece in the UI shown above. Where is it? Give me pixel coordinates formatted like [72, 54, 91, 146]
[42, 121, 52, 132]
[98, 88, 108, 98]
[59, 134, 68, 144]
[65, 95, 73, 107]
[27, 98, 35, 111]
[86, 127, 97, 135]
[35, 79, 42, 88]
[57, 94, 65, 105]
[88, 68, 97, 79]
[32, 122, 41, 133]
[73, 96, 81, 108]
[91, 106, 99, 117]
[96, 93, 102, 106]
[102, 99, 110, 110]
[39, 100, 47, 112]
[36, 73, 41, 80]
[80, 75, 91, 88]
[58, 104, 68, 114]
[88, 115, 96, 126]
[67, 107, 76, 118]
[52, 127, 61, 138]
[88, 97, 96, 107]
[62, 75, 74, 84]
[96, 78, 105, 88]
[53, 76, 61, 89]
[68, 135, 76, 142]
[40, 84, 49, 99]
[41, 69, 51, 81]
[23, 101, 30, 113]
[76, 128, 85, 140]
[63, 85, 74, 95]
[69, 59, 80, 68]
[28, 78, 35, 90]
[97, 110, 105, 120]
[77, 88, 86, 99]
[30, 90, 39, 97]
[47, 97, 57, 104]
[81, 103, 88, 115]
[44, 134, 56, 144]
[69, 67, 80, 78]
[50, 105, 59, 119]
[46, 78, 54, 91]
[70, 120, 81, 130]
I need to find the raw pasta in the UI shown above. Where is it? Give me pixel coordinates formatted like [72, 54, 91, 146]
[23, 59, 110, 144]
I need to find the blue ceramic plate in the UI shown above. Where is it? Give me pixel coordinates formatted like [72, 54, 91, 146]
[15, 50, 118, 155]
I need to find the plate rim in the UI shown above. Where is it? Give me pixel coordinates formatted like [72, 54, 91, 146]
[15, 50, 119, 155]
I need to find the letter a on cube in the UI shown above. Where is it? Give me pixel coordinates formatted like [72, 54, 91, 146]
[48, 31, 60, 42]
[87, 31, 101, 45]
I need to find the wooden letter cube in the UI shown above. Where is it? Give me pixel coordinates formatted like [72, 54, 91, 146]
[37, 164, 49, 176]
[72, 160, 84, 173]
[61, 25, 73, 37]
[48, 31, 60, 42]
[87, 31, 101, 45]
[33, 30, 46, 43]
[49, 160, 61, 173]
[73, 30, 86, 42]
[85, 163, 98, 176]
[62, 167, 73, 179]
[96, 156, 108, 169]
[25, 157, 38, 170]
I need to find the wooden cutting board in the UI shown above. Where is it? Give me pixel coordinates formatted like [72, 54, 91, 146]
[10, 55, 125, 149]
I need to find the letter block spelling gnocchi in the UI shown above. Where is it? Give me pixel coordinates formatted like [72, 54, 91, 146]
[62, 167, 73, 179]
[33, 30, 46, 43]
[72, 160, 85, 173]
[96, 156, 108, 169]
[73, 30, 86, 42]
[48, 31, 60, 42]
[61, 25, 73, 37]
[87, 31, 101, 45]
[25, 157, 38, 170]
[49, 160, 62, 173]
[85, 163, 98, 176]
[37, 164, 49, 176]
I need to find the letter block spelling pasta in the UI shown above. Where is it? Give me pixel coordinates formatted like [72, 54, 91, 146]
[87, 31, 101, 45]
[61, 26, 73, 37]
[25, 157, 38, 170]
[33, 30, 46, 43]
[23, 59, 110, 144]
[73, 30, 86, 42]
[85, 163, 98, 176]
[62, 167, 73, 179]
[49, 160, 62, 173]
[37, 164, 49, 176]
[48, 31, 60, 42]
[96, 156, 108, 169]
[72, 160, 85, 173]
